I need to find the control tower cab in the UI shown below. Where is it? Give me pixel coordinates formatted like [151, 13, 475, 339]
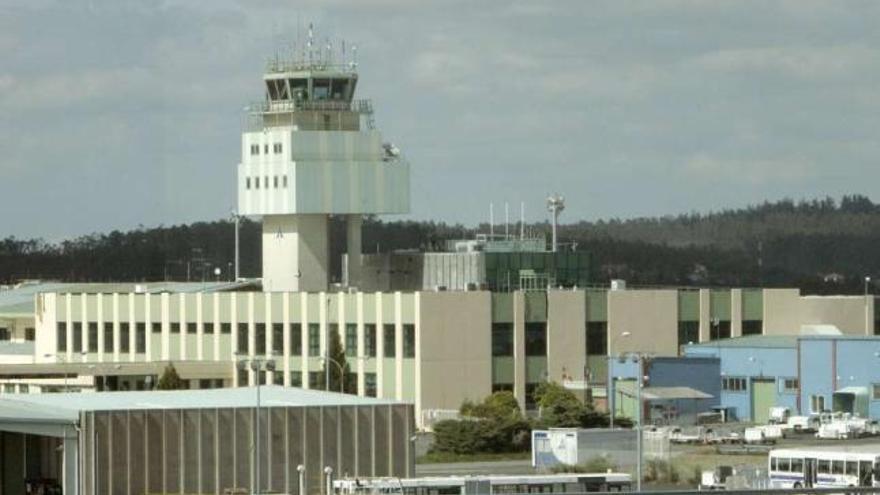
[237, 37, 410, 292]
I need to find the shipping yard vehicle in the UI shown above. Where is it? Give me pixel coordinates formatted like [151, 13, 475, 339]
[769, 407, 791, 425]
[334, 474, 633, 495]
[768, 446, 880, 488]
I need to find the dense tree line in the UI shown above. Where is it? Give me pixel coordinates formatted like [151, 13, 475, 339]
[2, 195, 879, 294]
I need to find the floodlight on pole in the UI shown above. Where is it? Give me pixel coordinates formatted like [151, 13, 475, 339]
[546, 194, 565, 252]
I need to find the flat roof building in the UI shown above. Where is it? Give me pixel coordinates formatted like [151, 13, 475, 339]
[0, 386, 414, 495]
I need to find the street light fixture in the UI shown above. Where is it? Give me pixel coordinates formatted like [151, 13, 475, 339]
[320, 356, 346, 393]
[236, 354, 276, 495]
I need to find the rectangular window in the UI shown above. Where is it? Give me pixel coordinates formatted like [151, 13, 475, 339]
[492, 323, 514, 357]
[264, 176, 268, 188]
[346, 372, 359, 395]
[246, 177, 251, 189]
[290, 323, 302, 356]
[204, 322, 214, 334]
[221, 322, 231, 334]
[25, 328, 35, 341]
[255, 323, 266, 355]
[272, 323, 283, 354]
[403, 324, 416, 358]
[283, 176, 288, 188]
[365, 372, 377, 397]
[845, 460, 858, 476]
[72, 323, 82, 352]
[364, 324, 377, 358]
[255, 177, 260, 189]
[811, 394, 826, 413]
[250, 144, 259, 155]
[135, 323, 146, 353]
[103, 323, 114, 352]
[308, 324, 320, 356]
[677, 321, 699, 350]
[873, 383, 880, 400]
[290, 371, 303, 387]
[186, 323, 197, 334]
[237, 368, 248, 386]
[776, 457, 790, 472]
[0, 328, 8, 341]
[781, 378, 799, 393]
[525, 323, 547, 357]
[818, 459, 831, 474]
[273, 143, 282, 154]
[263, 144, 268, 154]
[586, 321, 608, 355]
[88, 323, 98, 353]
[170, 322, 180, 334]
[710, 320, 731, 340]
[742, 320, 763, 336]
[791, 458, 804, 474]
[345, 324, 358, 357]
[383, 324, 396, 358]
[832, 460, 844, 474]
[120, 323, 130, 353]
[57, 323, 67, 352]
[273, 175, 278, 188]
[237, 323, 248, 354]
[273, 370, 284, 385]
[722, 377, 747, 392]
[151, 322, 162, 334]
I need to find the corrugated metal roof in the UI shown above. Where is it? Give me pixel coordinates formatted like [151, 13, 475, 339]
[642, 386, 713, 401]
[686, 335, 798, 349]
[0, 386, 404, 425]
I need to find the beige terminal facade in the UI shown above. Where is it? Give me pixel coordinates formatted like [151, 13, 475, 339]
[1, 283, 876, 427]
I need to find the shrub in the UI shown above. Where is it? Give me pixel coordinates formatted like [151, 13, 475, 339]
[550, 456, 619, 474]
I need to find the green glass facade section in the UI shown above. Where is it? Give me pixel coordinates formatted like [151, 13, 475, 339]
[484, 252, 591, 291]
[678, 290, 700, 321]
[524, 292, 547, 323]
[742, 289, 764, 321]
[710, 290, 731, 321]
[525, 356, 548, 383]
[585, 289, 607, 322]
[491, 293, 514, 323]
[492, 357, 515, 384]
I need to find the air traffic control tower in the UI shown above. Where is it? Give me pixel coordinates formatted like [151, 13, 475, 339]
[238, 35, 410, 292]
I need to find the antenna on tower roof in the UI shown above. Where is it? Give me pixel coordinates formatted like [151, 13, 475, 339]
[351, 45, 358, 69]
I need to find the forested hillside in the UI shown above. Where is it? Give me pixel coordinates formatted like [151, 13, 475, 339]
[2, 195, 878, 294]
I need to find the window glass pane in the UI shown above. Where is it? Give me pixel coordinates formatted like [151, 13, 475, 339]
[272, 323, 283, 354]
[186, 323, 197, 334]
[120, 323, 130, 353]
[345, 324, 358, 357]
[492, 323, 513, 356]
[308, 324, 320, 356]
[290, 323, 302, 356]
[255, 323, 266, 355]
[73, 323, 83, 352]
[525, 323, 546, 356]
[383, 324, 396, 358]
[833, 460, 844, 474]
[88, 322, 98, 352]
[403, 324, 415, 358]
[237, 323, 248, 354]
[587, 321, 608, 355]
[57, 322, 67, 352]
[364, 324, 376, 357]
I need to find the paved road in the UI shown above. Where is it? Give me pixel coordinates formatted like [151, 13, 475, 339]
[416, 460, 535, 477]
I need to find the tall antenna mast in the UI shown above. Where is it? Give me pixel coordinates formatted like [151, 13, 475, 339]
[489, 203, 494, 238]
[546, 194, 566, 252]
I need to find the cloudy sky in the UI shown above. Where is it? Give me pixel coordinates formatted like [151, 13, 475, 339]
[1, 0, 878, 240]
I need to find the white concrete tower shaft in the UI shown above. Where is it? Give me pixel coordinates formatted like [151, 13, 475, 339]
[237, 45, 410, 292]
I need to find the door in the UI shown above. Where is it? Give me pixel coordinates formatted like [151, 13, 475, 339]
[751, 379, 776, 424]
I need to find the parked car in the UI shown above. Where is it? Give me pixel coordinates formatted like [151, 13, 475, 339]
[768, 407, 791, 425]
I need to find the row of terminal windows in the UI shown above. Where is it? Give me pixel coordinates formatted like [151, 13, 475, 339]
[242, 369, 378, 396]
[491, 323, 548, 357]
[57, 321, 416, 358]
[245, 175, 288, 190]
[249, 143, 283, 156]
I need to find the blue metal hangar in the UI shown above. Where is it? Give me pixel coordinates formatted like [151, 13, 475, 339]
[0, 386, 414, 495]
[684, 334, 880, 423]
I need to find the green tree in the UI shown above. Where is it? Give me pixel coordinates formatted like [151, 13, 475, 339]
[460, 391, 520, 419]
[156, 363, 187, 390]
[320, 328, 355, 393]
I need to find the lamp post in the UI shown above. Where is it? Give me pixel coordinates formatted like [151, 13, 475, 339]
[865, 276, 871, 335]
[231, 209, 241, 281]
[297, 464, 306, 495]
[236, 355, 276, 495]
[608, 331, 631, 428]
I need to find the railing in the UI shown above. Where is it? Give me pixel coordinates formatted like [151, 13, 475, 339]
[247, 99, 373, 115]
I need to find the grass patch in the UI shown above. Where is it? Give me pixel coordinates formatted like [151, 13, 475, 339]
[417, 451, 531, 464]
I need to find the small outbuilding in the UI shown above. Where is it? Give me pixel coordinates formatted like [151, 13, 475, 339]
[0, 386, 415, 495]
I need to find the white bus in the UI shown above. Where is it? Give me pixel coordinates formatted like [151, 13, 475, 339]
[334, 473, 633, 495]
[768, 446, 880, 488]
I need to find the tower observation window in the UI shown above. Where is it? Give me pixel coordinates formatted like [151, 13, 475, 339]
[331, 79, 350, 100]
[313, 79, 331, 100]
[290, 79, 308, 101]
